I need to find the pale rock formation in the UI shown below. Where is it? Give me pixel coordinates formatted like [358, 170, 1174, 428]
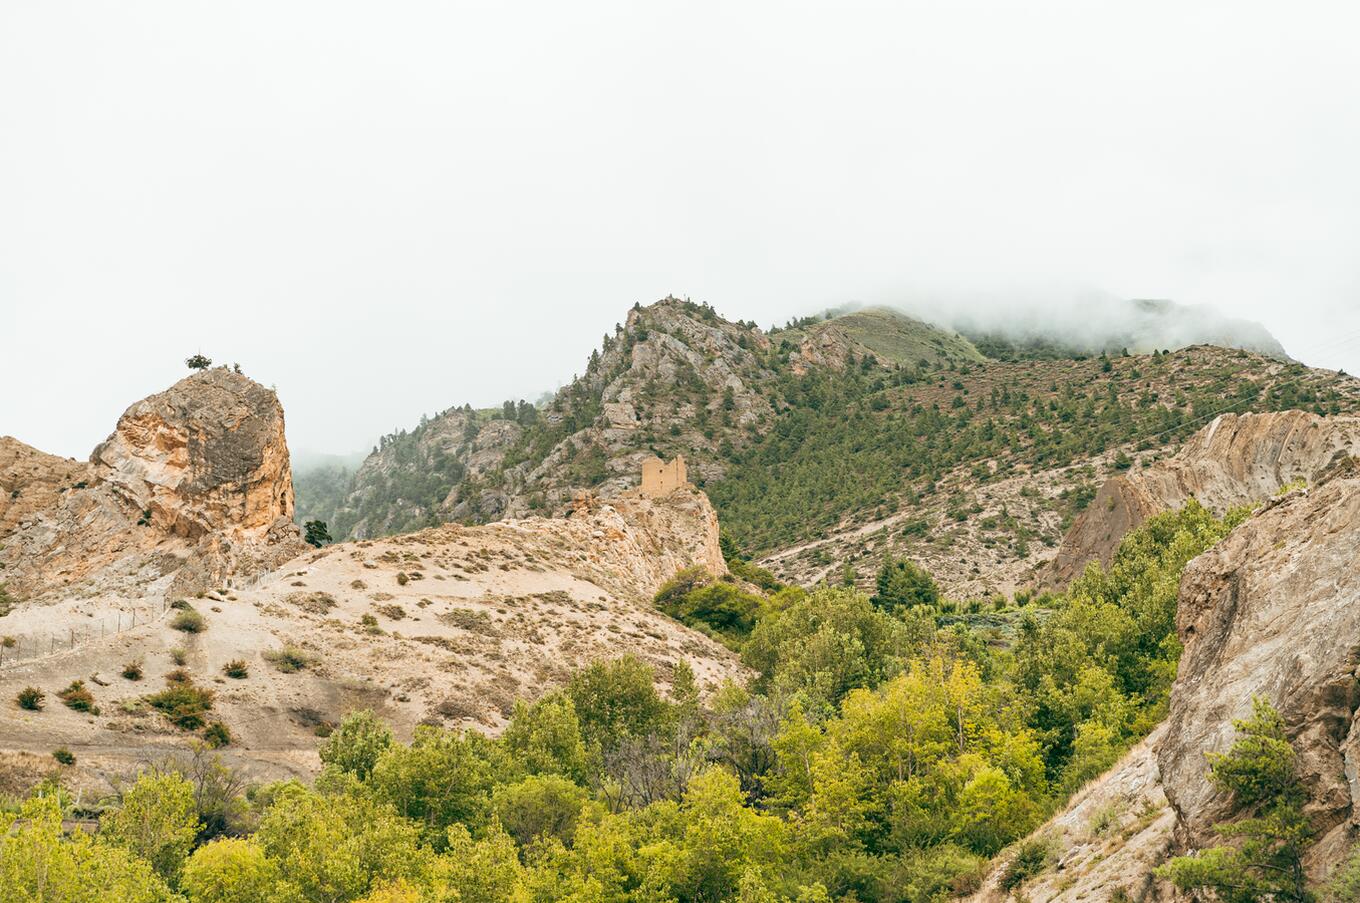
[982, 414, 1360, 899]
[0, 437, 90, 538]
[1050, 411, 1360, 585]
[1163, 468, 1360, 874]
[0, 369, 304, 600]
[91, 369, 295, 539]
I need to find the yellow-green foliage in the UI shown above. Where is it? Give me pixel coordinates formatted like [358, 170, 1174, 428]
[181, 838, 279, 903]
[0, 504, 1243, 903]
[0, 794, 177, 903]
[1015, 500, 1248, 784]
[101, 772, 201, 883]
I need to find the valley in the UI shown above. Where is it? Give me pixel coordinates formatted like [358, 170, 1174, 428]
[5, 298, 1360, 902]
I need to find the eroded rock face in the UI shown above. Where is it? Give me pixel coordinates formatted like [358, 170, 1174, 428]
[1050, 411, 1360, 585]
[979, 419, 1360, 899]
[1162, 470, 1360, 871]
[0, 369, 303, 600]
[91, 369, 295, 539]
[0, 438, 91, 539]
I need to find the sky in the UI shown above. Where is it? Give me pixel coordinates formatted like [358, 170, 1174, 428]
[3, 1, 1360, 460]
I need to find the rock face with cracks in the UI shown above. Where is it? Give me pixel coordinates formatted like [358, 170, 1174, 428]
[1162, 467, 1360, 874]
[91, 368, 295, 540]
[1050, 410, 1360, 585]
[0, 369, 304, 600]
[978, 414, 1360, 900]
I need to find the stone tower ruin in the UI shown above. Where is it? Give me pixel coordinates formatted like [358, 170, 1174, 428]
[640, 455, 688, 497]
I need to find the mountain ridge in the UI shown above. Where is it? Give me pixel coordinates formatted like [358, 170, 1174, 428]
[296, 298, 1358, 600]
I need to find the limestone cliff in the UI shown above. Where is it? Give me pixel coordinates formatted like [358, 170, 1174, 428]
[1163, 469, 1360, 873]
[0, 369, 304, 600]
[978, 415, 1360, 900]
[1049, 411, 1360, 585]
[0, 437, 90, 538]
[91, 369, 295, 539]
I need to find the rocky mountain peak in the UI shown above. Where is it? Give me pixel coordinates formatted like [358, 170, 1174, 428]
[91, 368, 295, 540]
[0, 368, 303, 600]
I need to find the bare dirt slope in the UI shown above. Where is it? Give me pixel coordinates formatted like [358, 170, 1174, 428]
[0, 485, 743, 790]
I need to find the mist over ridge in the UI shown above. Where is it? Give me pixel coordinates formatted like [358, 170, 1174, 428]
[846, 292, 1291, 360]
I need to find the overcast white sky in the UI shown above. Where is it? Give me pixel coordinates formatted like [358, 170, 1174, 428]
[4, 1, 1360, 459]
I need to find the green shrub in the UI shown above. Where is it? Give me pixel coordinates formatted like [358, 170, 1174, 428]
[170, 646, 188, 666]
[264, 646, 315, 674]
[871, 556, 940, 612]
[318, 710, 393, 780]
[653, 566, 710, 609]
[1001, 836, 1055, 891]
[16, 686, 44, 711]
[658, 581, 765, 644]
[170, 606, 206, 633]
[1158, 698, 1311, 902]
[567, 656, 671, 751]
[203, 721, 232, 748]
[146, 682, 215, 730]
[222, 659, 249, 679]
[122, 661, 144, 681]
[727, 556, 783, 592]
[57, 680, 96, 714]
[52, 747, 75, 766]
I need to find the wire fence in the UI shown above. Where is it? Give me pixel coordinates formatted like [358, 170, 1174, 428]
[0, 597, 173, 670]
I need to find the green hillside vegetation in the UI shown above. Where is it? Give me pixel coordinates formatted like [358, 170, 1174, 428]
[5, 503, 1256, 903]
[709, 347, 1357, 555]
[296, 301, 1357, 572]
[784, 307, 986, 367]
[298, 403, 539, 538]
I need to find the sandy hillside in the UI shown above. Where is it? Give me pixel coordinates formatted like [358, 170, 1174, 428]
[0, 486, 745, 790]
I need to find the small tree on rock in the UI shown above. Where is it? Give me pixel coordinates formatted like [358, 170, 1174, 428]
[303, 520, 332, 548]
[1158, 697, 1312, 902]
[185, 354, 212, 371]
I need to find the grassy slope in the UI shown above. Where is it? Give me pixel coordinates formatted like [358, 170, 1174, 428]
[832, 307, 986, 365]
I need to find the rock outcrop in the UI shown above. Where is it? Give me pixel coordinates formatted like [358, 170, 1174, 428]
[0, 369, 304, 600]
[1163, 468, 1360, 872]
[91, 369, 295, 539]
[0, 437, 90, 538]
[1050, 411, 1360, 585]
[979, 414, 1360, 900]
